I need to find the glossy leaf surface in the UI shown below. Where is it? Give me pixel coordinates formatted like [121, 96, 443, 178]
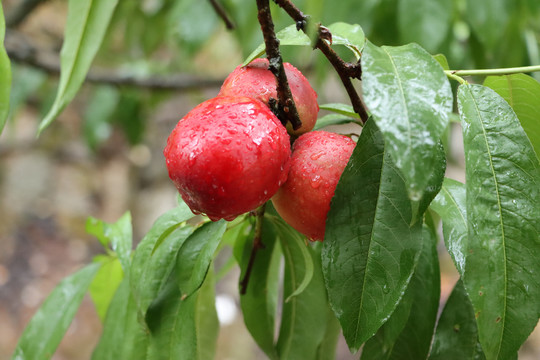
[92, 277, 148, 360]
[362, 224, 440, 360]
[430, 178, 468, 276]
[429, 280, 486, 360]
[89, 256, 124, 321]
[38, 0, 119, 133]
[323, 119, 423, 352]
[176, 220, 227, 298]
[361, 41, 453, 199]
[13, 263, 100, 360]
[276, 226, 326, 360]
[0, 3, 10, 133]
[458, 84, 540, 359]
[484, 74, 540, 160]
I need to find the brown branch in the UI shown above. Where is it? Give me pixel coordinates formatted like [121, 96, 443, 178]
[208, 0, 235, 30]
[4, 30, 224, 91]
[256, 0, 302, 131]
[273, 0, 369, 124]
[239, 204, 266, 295]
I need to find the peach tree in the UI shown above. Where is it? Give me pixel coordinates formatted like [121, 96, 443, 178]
[2, 0, 540, 359]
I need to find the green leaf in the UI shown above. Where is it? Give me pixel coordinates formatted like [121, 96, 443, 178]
[86, 212, 132, 272]
[238, 218, 280, 360]
[397, 0, 452, 52]
[89, 256, 124, 322]
[83, 86, 119, 150]
[483, 74, 540, 161]
[429, 280, 486, 360]
[12, 263, 100, 360]
[433, 54, 450, 71]
[466, 0, 512, 50]
[92, 277, 148, 360]
[457, 84, 540, 359]
[146, 265, 219, 360]
[244, 24, 311, 64]
[275, 230, 327, 360]
[322, 119, 423, 352]
[430, 178, 467, 276]
[319, 103, 361, 119]
[273, 219, 314, 301]
[38, 0, 120, 134]
[0, 3, 11, 134]
[361, 41, 453, 200]
[315, 304, 342, 360]
[362, 224, 440, 360]
[327, 22, 365, 59]
[176, 220, 227, 298]
[313, 114, 361, 130]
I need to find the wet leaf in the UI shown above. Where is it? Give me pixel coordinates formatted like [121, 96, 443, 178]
[327, 22, 365, 59]
[13, 263, 100, 360]
[0, 4, 11, 134]
[323, 119, 423, 352]
[238, 218, 280, 360]
[38, 0, 119, 133]
[176, 220, 227, 298]
[276, 227, 327, 360]
[458, 84, 540, 359]
[429, 280, 486, 360]
[484, 74, 540, 161]
[92, 277, 148, 360]
[430, 178, 468, 276]
[361, 41, 453, 200]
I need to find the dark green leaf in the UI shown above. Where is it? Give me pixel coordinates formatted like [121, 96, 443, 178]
[89, 256, 124, 322]
[458, 84, 540, 359]
[12, 263, 100, 360]
[313, 114, 361, 130]
[86, 212, 132, 272]
[39, 0, 120, 133]
[323, 119, 423, 352]
[483, 74, 540, 161]
[361, 41, 453, 200]
[466, 0, 512, 50]
[177, 220, 227, 298]
[0, 4, 11, 134]
[276, 231, 328, 360]
[362, 224, 440, 360]
[315, 304, 342, 360]
[146, 265, 219, 360]
[430, 178, 467, 276]
[92, 277, 148, 360]
[429, 280, 486, 360]
[239, 218, 280, 360]
[319, 103, 361, 119]
[397, 0, 452, 52]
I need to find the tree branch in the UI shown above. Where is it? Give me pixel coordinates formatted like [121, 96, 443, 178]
[208, 0, 235, 30]
[4, 30, 224, 91]
[256, 0, 302, 131]
[272, 0, 369, 124]
[239, 204, 266, 295]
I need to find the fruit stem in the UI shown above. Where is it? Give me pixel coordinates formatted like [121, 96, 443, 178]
[445, 64, 540, 77]
[256, 0, 303, 131]
[272, 0, 369, 124]
[239, 204, 267, 295]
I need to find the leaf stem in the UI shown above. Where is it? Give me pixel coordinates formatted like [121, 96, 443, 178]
[446, 65, 540, 77]
[239, 204, 266, 295]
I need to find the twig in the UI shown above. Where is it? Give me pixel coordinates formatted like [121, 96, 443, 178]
[256, 0, 302, 131]
[5, 0, 48, 28]
[208, 0, 235, 30]
[273, 0, 369, 123]
[4, 30, 223, 91]
[239, 204, 266, 295]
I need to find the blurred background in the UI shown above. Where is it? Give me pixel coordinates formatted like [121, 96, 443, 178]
[1, 0, 539, 358]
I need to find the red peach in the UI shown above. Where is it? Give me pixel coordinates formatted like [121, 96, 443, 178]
[164, 96, 291, 221]
[218, 58, 319, 135]
[272, 131, 356, 240]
